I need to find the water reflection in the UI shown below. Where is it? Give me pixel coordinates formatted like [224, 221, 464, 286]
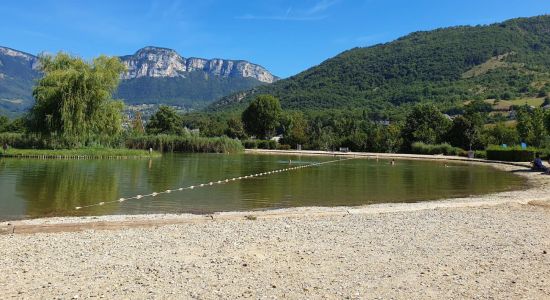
[0, 154, 526, 220]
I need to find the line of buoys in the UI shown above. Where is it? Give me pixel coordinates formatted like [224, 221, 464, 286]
[74, 157, 355, 211]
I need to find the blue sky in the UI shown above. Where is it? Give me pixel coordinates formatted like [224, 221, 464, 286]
[1, 0, 549, 78]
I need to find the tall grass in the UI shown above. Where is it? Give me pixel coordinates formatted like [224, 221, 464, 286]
[0, 132, 124, 149]
[1, 132, 244, 154]
[0, 133, 45, 149]
[125, 135, 244, 153]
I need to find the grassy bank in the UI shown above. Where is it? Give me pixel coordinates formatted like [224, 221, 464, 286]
[0, 148, 161, 159]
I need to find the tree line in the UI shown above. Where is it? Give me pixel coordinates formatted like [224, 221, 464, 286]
[169, 95, 550, 154]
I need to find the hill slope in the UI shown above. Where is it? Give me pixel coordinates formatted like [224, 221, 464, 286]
[209, 15, 550, 112]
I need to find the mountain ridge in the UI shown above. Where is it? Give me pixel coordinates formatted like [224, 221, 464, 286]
[119, 46, 277, 83]
[0, 46, 278, 114]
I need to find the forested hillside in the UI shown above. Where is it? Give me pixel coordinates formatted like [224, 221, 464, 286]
[210, 15, 550, 112]
[115, 73, 267, 108]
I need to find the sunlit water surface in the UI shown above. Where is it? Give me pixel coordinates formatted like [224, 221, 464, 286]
[0, 153, 526, 220]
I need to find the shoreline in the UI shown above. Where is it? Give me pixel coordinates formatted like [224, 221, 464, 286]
[2, 150, 549, 298]
[1, 150, 547, 234]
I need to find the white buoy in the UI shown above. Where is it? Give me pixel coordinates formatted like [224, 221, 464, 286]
[200, 184, 205, 187]
[178, 188, 184, 191]
[118, 198, 125, 202]
[152, 192, 158, 197]
[165, 190, 171, 193]
[75, 207, 82, 210]
[99, 202, 105, 206]
[136, 195, 142, 199]
[190, 186, 194, 189]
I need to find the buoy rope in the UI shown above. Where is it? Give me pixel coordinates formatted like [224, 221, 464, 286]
[75, 156, 355, 211]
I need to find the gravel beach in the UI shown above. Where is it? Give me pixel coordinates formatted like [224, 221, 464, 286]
[1, 156, 550, 299]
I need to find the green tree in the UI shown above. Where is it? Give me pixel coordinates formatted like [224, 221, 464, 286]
[130, 112, 145, 135]
[342, 131, 368, 151]
[224, 118, 247, 139]
[0, 116, 8, 132]
[531, 108, 547, 147]
[483, 122, 519, 146]
[516, 106, 546, 147]
[241, 95, 282, 139]
[280, 111, 308, 147]
[28, 52, 126, 147]
[145, 106, 184, 135]
[381, 123, 403, 153]
[5, 117, 27, 133]
[401, 104, 451, 151]
[447, 112, 484, 150]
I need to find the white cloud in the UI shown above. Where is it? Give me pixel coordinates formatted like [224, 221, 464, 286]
[306, 0, 339, 15]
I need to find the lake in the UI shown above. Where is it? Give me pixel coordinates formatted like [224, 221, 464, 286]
[0, 153, 526, 221]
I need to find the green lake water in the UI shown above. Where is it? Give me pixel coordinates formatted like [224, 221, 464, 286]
[0, 153, 526, 221]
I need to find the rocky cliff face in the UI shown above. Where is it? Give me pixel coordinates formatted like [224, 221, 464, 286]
[0, 45, 278, 114]
[0, 47, 41, 114]
[0, 46, 39, 69]
[120, 46, 277, 83]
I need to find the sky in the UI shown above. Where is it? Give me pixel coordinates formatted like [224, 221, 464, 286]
[1, 0, 549, 78]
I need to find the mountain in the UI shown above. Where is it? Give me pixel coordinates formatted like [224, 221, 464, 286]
[115, 46, 277, 108]
[209, 15, 550, 113]
[0, 46, 277, 115]
[0, 47, 40, 116]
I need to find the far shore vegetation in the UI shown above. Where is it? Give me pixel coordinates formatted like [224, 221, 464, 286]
[1, 51, 550, 162]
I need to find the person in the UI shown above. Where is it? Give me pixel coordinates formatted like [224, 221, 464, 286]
[2, 143, 7, 153]
[390, 159, 395, 166]
[532, 154, 547, 172]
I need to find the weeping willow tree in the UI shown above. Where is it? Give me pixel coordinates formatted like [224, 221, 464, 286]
[28, 53, 126, 148]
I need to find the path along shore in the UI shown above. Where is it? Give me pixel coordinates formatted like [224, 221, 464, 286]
[1, 151, 549, 298]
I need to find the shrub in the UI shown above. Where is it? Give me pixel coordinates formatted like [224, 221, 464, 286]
[411, 142, 464, 156]
[277, 144, 292, 150]
[242, 139, 277, 149]
[257, 140, 277, 149]
[242, 140, 258, 149]
[474, 150, 487, 159]
[485, 145, 537, 162]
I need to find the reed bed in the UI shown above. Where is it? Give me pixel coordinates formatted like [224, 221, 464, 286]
[125, 134, 244, 153]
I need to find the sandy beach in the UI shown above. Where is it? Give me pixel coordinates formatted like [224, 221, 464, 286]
[1, 152, 550, 299]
